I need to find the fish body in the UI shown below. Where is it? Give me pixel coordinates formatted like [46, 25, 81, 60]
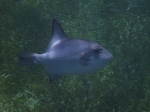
[18, 19, 113, 82]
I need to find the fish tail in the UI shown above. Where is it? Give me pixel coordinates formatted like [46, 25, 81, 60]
[17, 53, 37, 66]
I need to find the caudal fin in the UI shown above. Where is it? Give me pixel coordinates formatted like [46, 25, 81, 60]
[17, 53, 36, 66]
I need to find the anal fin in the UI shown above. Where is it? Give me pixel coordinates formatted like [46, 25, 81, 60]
[45, 66, 62, 82]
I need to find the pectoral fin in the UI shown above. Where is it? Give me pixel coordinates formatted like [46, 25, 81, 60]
[79, 56, 91, 66]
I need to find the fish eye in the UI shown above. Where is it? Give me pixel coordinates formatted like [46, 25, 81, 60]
[94, 48, 102, 54]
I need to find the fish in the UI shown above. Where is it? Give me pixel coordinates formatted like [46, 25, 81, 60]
[17, 19, 113, 82]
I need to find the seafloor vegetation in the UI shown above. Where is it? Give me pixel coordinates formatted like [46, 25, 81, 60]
[0, 0, 150, 111]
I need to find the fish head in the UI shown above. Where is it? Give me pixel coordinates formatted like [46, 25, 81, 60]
[79, 41, 113, 69]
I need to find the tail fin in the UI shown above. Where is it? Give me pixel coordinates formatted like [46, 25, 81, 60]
[17, 53, 37, 66]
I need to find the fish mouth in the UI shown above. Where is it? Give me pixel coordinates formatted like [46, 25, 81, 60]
[105, 54, 113, 61]
[108, 55, 113, 63]
[109, 54, 113, 59]
[101, 53, 113, 60]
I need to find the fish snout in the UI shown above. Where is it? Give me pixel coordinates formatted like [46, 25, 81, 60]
[100, 49, 113, 60]
[108, 53, 113, 59]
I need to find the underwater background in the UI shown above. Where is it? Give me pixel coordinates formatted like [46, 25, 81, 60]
[0, 0, 150, 111]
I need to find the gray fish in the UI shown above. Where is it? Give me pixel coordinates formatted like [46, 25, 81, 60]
[17, 19, 113, 82]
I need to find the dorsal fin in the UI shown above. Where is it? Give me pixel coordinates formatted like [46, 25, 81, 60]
[45, 19, 68, 52]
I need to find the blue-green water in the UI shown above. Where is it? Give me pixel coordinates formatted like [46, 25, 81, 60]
[0, 0, 150, 111]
